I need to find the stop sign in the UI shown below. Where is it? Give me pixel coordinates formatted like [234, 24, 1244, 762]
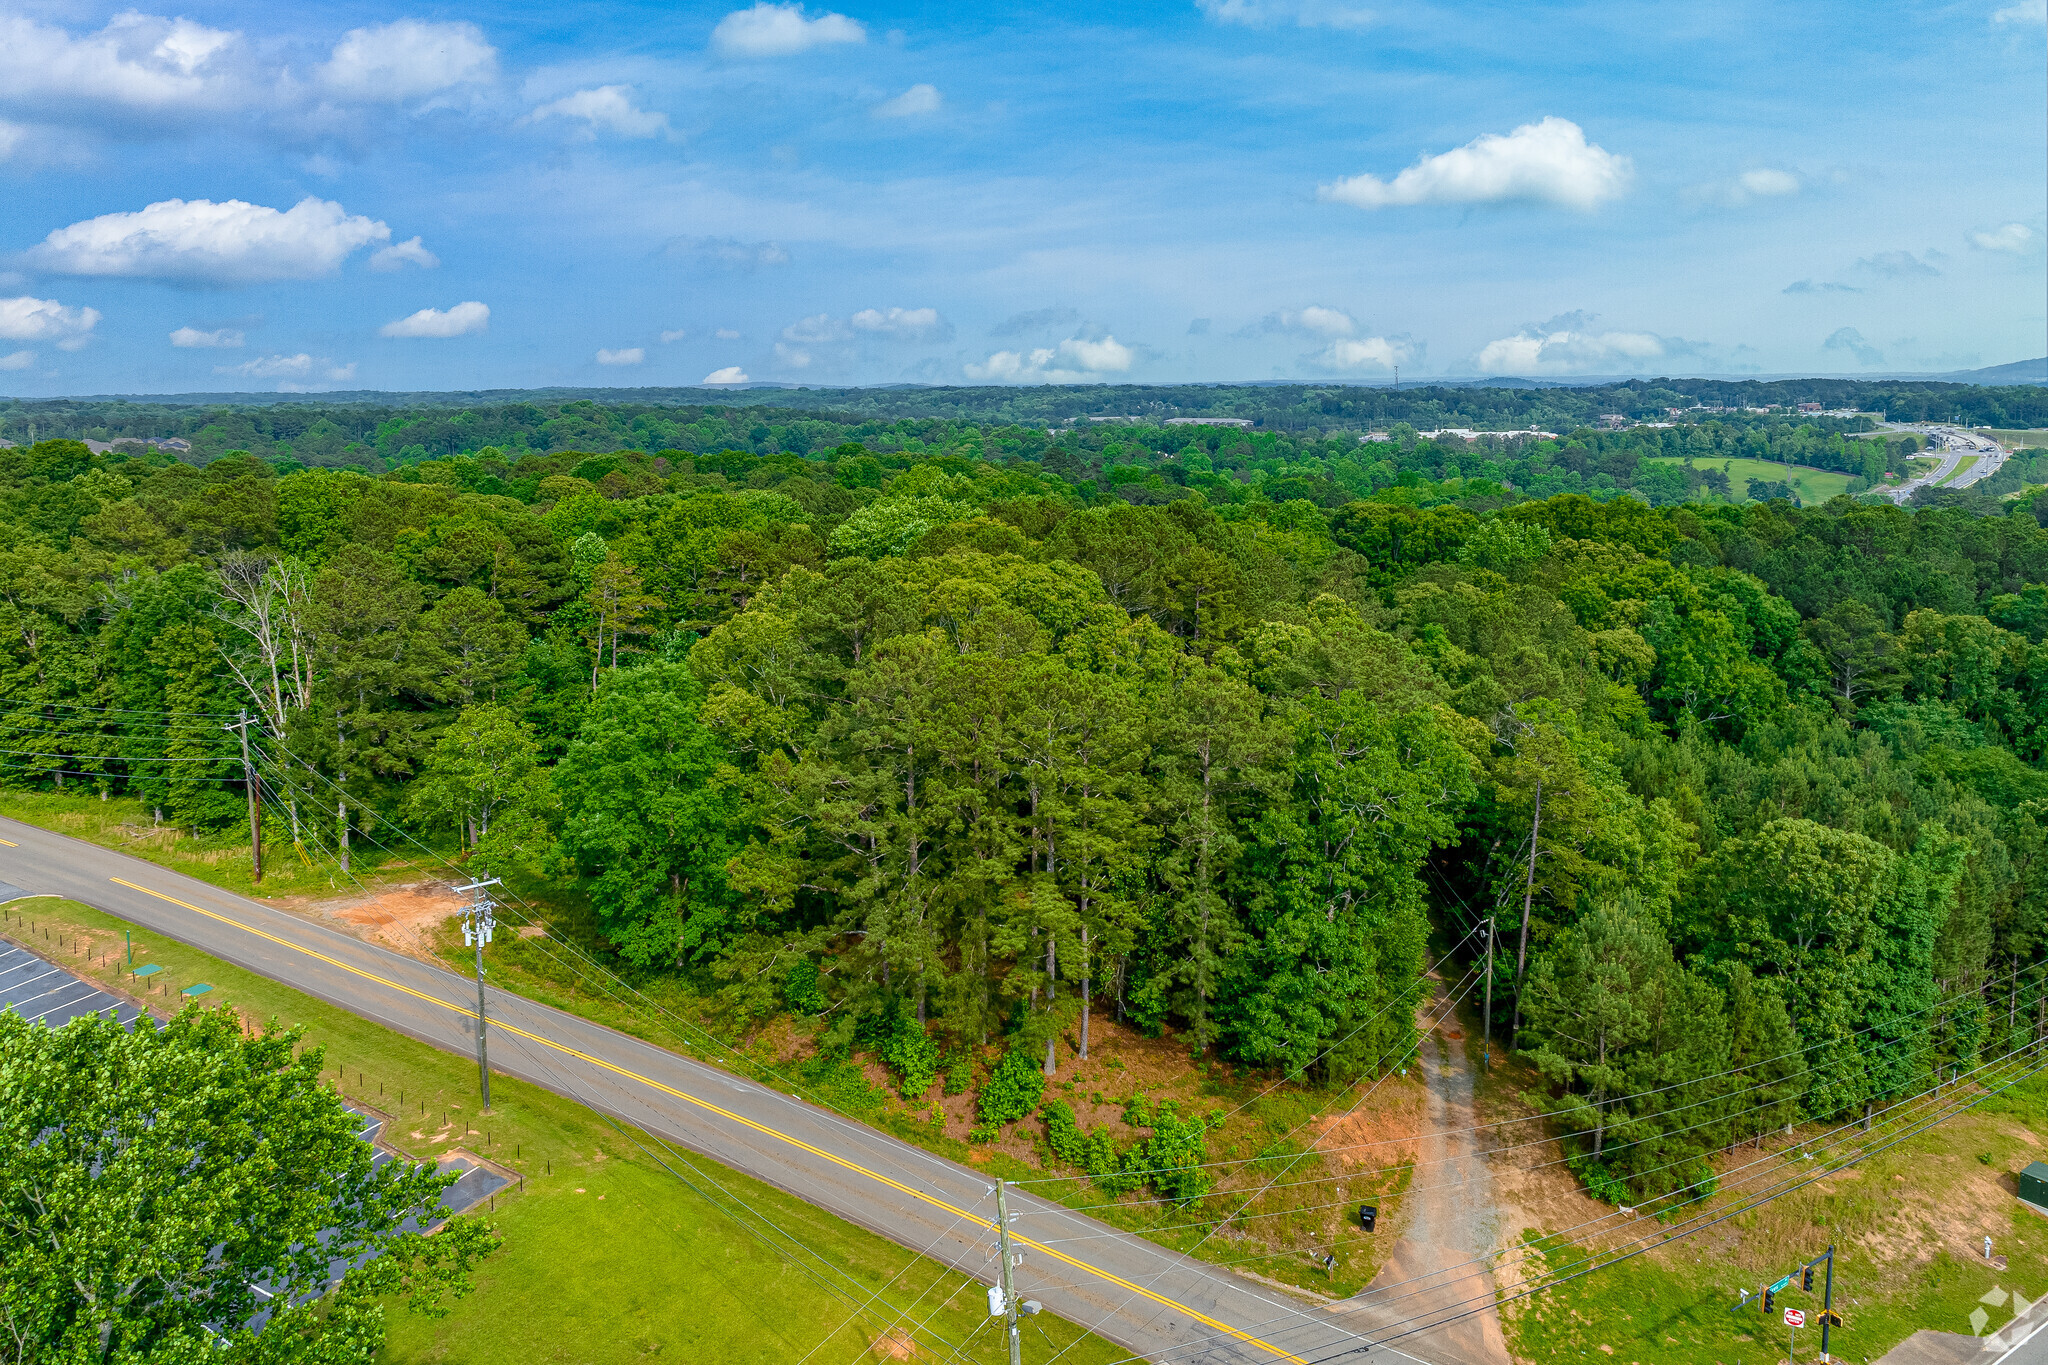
[1784, 1308, 1806, 1328]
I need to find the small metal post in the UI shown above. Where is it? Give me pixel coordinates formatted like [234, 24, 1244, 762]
[1820, 1245, 1835, 1363]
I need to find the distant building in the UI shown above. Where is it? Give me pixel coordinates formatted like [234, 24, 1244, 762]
[1363, 430, 1391, 442]
[1599, 414, 1627, 428]
[1797, 402, 1823, 413]
[1164, 417, 1253, 427]
[1416, 428, 1479, 441]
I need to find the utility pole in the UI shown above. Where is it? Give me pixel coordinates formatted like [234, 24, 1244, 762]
[456, 878, 500, 1112]
[1482, 910, 1496, 1070]
[1818, 1244, 1837, 1363]
[224, 710, 261, 884]
[996, 1179, 1021, 1365]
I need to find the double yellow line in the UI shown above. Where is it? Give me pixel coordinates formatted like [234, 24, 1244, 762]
[108, 876, 1306, 1363]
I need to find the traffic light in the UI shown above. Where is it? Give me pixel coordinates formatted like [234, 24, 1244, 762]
[1820, 1310, 1844, 1327]
[1802, 1265, 1815, 1292]
[1359, 1205, 1378, 1232]
[1763, 1286, 1776, 1313]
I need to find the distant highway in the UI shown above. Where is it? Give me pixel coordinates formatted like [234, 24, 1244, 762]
[1883, 424, 2008, 503]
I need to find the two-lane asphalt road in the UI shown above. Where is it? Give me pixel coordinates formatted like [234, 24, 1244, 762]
[0, 817, 1475, 1365]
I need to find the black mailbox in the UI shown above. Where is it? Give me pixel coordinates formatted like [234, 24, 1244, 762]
[1359, 1204, 1378, 1232]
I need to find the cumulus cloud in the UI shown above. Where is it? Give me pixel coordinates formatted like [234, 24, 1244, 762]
[1195, 0, 1375, 29]
[966, 334, 1134, 383]
[1691, 167, 1801, 207]
[319, 20, 496, 101]
[1783, 280, 1861, 295]
[990, 306, 1079, 337]
[29, 197, 389, 285]
[1311, 336, 1418, 372]
[711, 3, 866, 57]
[1857, 249, 1941, 278]
[851, 306, 952, 341]
[1242, 305, 1356, 339]
[873, 84, 941, 118]
[715, 328, 742, 340]
[369, 236, 438, 272]
[214, 353, 357, 387]
[0, 13, 242, 115]
[380, 301, 490, 337]
[529, 85, 672, 139]
[774, 341, 812, 368]
[596, 347, 644, 365]
[0, 350, 33, 370]
[1474, 313, 1694, 375]
[704, 366, 750, 383]
[782, 313, 847, 344]
[660, 328, 689, 343]
[1993, 0, 2044, 23]
[667, 236, 791, 271]
[169, 325, 243, 347]
[0, 296, 102, 347]
[1319, 117, 1631, 212]
[1969, 222, 2036, 253]
[1823, 326, 1884, 366]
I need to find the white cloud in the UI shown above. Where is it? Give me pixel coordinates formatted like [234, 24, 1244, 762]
[1823, 326, 1884, 366]
[1313, 336, 1417, 372]
[529, 85, 672, 140]
[380, 301, 490, 338]
[966, 334, 1134, 382]
[711, 3, 866, 57]
[715, 328, 742, 340]
[704, 366, 750, 383]
[0, 296, 101, 345]
[369, 236, 439, 271]
[214, 353, 357, 386]
[0, 13, 242, 114]
[1195, 0, 1374, 28]
[0, 120, 24, 160]
[29, 197, 389, 285]
[1969, 222, 2036, 253]
[782, 313, 847, 344]
[169, 325, 243, 348]
[1857, 249, 1941, 278]
[0, 351, 34, 371]
[1993, 0, 2044, 23]
[666, 237, 792, 271]
[1246, 305, 1355, 339]
[1737, 168, 1800, 198]
[850, 306, 951, 341]
[874, 84, 941, 118]
[1320, 117, 1632, 212]
[774, 342, 812, 368]
[1475, 314, 1687, 375]
[596, 347, 645, 365]
[320, 20, 496, 101]
[660, 329, 689, 343]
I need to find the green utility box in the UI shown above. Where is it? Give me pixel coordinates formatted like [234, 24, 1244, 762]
[2019, 1161, 2048, 1209]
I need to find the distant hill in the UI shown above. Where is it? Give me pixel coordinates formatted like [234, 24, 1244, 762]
[1933, 358, 2047, 385]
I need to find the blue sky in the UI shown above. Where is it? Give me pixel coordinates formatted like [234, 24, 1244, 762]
[1, 0, 2043, 394]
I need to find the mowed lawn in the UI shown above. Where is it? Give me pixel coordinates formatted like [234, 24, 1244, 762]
[0, 898, 1123, 1365]
[1643, 456, 1860, 503]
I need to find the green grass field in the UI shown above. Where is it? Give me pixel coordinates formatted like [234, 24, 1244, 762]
[1643, 456, 1859, 503]
[0, 897, 1124, 1365]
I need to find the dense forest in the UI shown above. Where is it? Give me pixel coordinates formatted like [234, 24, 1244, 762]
[6, 393, 2048, 1202]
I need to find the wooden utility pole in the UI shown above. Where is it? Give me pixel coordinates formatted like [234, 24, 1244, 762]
[1511, 776, 1542, 1039]
[996, 1179, 1021, 1365]
[224, 710, 261, 884]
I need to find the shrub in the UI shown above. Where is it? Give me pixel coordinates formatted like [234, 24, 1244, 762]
[976, 1045, 1046, 1128]
[880, 1014, 943, 1100]
[782, 958, 826, 1015]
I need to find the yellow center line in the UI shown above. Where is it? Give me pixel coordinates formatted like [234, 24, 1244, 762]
[0, 837, 18, 846]
[107, 877, 1305, 1362]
